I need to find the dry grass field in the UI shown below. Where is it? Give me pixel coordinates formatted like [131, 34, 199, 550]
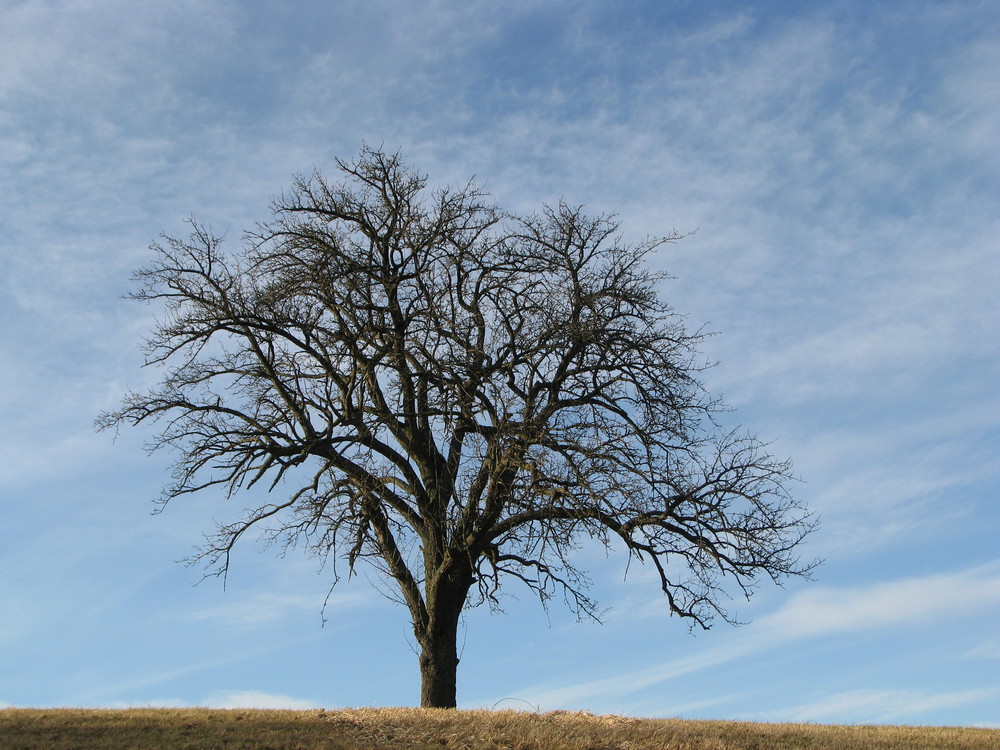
[1, 707, 997, 749]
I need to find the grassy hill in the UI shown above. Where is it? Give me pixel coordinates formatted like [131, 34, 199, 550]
[1, 707, 997, 749]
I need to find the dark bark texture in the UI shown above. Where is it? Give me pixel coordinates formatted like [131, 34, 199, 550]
[98, 147, 817, 708]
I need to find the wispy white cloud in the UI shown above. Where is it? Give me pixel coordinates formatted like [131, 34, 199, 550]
[187, 593, 318, 626]
[187, 590, 374, 627]
[515, 561, 1000, 710]
[776, 389, 1000, 557]
[204, 689, 319, 710]
[755, 687, 999, 724]
[966, 639, 1000, 660]
[73, 649, 273, 708]
[515, 631, 772, 710]
[760, 560, 1000, 638]
[940, 36, 1000, 169]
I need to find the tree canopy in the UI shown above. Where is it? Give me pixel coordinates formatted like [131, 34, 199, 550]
[99, 146, 816, 708]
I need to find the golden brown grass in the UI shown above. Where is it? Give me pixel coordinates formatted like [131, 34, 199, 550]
[1, 707, 997, 749]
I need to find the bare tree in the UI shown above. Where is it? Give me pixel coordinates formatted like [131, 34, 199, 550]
[99, 146, 817, 709]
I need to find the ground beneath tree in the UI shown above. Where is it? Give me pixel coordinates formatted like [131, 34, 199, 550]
[1, 707, 997, 749]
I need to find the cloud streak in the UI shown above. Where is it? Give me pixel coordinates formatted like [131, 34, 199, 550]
[515, 561, 1000, 711]
[187, 590, 375, 627]
[203, 690, 320, 710]
[756, 688, 1000, 724]
[761, 561, 1000, 638]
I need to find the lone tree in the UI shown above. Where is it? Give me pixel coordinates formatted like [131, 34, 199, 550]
[99, 147, 816, 709]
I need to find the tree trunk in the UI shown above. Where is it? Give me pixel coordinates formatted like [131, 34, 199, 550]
[418, 603, 462, 708]
[419, 633, 459, 707]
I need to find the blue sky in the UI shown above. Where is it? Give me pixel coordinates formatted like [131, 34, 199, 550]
[1, 0, 998, 727]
